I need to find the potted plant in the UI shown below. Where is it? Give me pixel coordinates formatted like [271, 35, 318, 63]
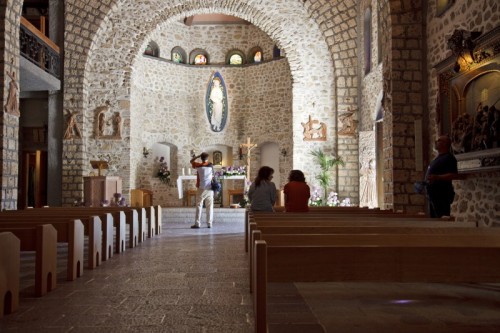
[310, 148, 344, 204]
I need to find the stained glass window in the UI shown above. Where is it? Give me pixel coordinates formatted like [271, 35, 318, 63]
[229, 54, 243, 65]
[172, 52, 183, 63]
[195, 54, 207, 65]
[253, 51, 262, 63]
[144, 41, 159, 57]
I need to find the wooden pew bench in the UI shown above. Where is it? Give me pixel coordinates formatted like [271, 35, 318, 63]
[1, 212, 103, 268]
[0, 218, 84, 281]
[0, 232, 20, 318]
[245, 214, 461, 252]
[251, 231, 500, 333]
[31, 207, 131, 252]
[0, 225, 57, 297]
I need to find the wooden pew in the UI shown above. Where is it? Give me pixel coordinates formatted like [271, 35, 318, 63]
[22, 207, 127, 254]
[245, 212, 458, 252]
[0, 218, 84, 281]
[0, 225, 57, 297]
[0, 232, 19, 317]
[247, 218, 475, 252]
[251, 231, 500, 333]
[1, 212, 102, 269]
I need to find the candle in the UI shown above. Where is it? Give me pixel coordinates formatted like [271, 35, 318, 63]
[182, 168, 185, 176]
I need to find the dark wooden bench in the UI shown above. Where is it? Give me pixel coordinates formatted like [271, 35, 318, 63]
[0, 218, 84, 281]
[251, 231, 500, 333]
[1, 212, 102, 268]
[0, 232, 19, 318]
[0, 225, 57, 297]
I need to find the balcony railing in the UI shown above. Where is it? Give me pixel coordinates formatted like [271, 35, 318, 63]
[20, 17, 60, 79]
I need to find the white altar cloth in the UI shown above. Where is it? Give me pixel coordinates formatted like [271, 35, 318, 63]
[177, 175, 246, 199]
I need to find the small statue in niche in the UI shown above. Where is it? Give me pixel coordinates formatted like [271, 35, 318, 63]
[360, 159, 377, 208]
[113, 112, 122, 138]
[301, 115, 327, 141]
[4, 70, 20, 116]
[95, 102, 111, 138]
[63, 110, 83, 140]
[338, 108, 358, 136]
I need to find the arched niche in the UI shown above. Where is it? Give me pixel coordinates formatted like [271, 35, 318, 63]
[202, 144, 236, 168]
[151, 142, 178, 177]
[260, 142, 280, 187]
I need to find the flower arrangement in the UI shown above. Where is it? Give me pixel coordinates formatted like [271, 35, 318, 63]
[309, 189, 351, 207]
[221, 165, 246, 177]
[157, 156, 171, 184]
[309, 188, 323, 206]
[113, 193, 127, 207]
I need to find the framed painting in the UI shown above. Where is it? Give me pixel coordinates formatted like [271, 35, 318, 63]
[213, 151, 222, 165]
[436, 0, 454, 17]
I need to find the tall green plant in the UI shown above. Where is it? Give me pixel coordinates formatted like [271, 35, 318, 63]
[310, 149, 344, 203]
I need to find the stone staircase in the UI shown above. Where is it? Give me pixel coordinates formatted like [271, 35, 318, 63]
[163, 207, 246, 224]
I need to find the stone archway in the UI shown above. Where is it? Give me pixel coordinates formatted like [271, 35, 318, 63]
[63, 0, 335, 204]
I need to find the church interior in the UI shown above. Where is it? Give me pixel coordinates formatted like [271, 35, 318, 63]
[1, 0, 500, 331]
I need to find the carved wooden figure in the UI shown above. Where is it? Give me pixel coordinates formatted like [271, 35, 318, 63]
[63, 111, 82, 140]
[301, 115, 327, 141]
[5, 71, 20, 116]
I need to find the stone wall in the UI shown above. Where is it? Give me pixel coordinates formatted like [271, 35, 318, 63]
[426, 0, 500, 223]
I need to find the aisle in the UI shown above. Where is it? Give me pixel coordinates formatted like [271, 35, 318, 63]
[0, 220, 254, 333]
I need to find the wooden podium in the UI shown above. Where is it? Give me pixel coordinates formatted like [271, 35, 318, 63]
[84, 176, 122, 207]
[130, 188, 153, 207]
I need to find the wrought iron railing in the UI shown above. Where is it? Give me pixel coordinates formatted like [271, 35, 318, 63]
[20, 17, 60, 79]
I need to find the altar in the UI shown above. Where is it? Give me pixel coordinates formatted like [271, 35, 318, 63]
[177, 175, 246, 207]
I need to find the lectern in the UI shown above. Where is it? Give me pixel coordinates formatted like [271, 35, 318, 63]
[90, 160, 108, 176]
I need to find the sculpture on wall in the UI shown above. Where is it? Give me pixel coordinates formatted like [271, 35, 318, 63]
[94, 102, 122, 140]
[113, 112, 122, 138]
[338, 108, 358, 136]
[206, 72, 228, 132]
[63, 110, 82, 140]
[4, 71, 20, 116]
[301, 115, 327, 141]
[360, 159, 377, 208]
[451, 104, 500, 153]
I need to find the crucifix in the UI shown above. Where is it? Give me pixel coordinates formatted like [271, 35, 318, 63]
[240, 137, 257, 182]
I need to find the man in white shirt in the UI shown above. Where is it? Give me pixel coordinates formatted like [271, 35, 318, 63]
[190, 152, 214, 228]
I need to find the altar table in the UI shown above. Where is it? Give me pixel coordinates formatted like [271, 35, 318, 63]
[177, 175, 246, 206]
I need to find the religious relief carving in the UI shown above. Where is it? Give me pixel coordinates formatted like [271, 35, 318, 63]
[338, 108, 358, 136]
[452, 105, 500, 153]
[94, 102, 123, 140]
[4, 71, 20, 116]
[63, 110, 83, 140]
[301, 115, 327, 141]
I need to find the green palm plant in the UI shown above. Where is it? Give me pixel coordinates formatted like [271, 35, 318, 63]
[310, 148, 344, 204]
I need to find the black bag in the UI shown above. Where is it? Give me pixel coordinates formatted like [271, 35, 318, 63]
[211, 178, 222, 192]
[210, 165, 222, 192]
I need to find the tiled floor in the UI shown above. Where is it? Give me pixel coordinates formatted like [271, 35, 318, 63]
[2, 214, 500, 333]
